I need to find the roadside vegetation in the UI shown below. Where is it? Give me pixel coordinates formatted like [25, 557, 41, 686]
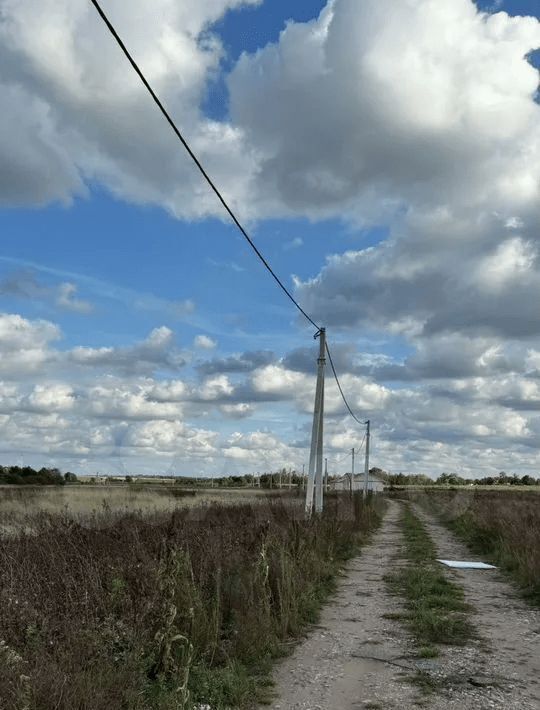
[418, 489, 540, 606]
[0, 491, 384, 709]
[386, 505, 474, 658]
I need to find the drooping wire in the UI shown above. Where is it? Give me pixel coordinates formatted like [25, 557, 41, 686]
[333, 450, 351, 465]
[355, 434, 367, 455]
[332, 435, 365, 466]
[88, 0, 321, 332]
[325, 341, 366, 426]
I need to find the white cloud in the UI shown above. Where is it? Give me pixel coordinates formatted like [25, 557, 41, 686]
[220, 402, 253, 418]
[27, 384, 75, 412]
[4, 0, 538, 223]
[1, 310, 540, 475]
[251, 364, 312, 399]
[0, 313, 59, 375]
[476, 237, 536, 291]
[194, 334, 217, 350]
[0, 0, 261, 214]
[69, 326, 186, 374]
[229, 0, 540, 219]
[198, 375, 234, 401]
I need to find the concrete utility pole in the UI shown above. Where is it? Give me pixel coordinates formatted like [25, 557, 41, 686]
[324, 457, 328, 492]
[305, 328, 326, 516]
[363, 420, 371, 497]
[351, 447, 355, 496]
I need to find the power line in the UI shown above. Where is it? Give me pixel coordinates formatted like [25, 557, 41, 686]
[331, 434, 365, 467]
[354, 434, 367, 456]
[88, 0, 320, 332]
[333, 450, 351, 465]
[89, 0, 369, 444]
[325, 342, 366, 426]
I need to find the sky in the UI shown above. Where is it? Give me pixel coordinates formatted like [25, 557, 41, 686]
[1, 0, 540, 478]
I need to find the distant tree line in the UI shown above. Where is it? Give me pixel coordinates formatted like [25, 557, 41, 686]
[3, 464, 538, 488]
[0, 466, 77, 486]
[382, 470, 540, 487]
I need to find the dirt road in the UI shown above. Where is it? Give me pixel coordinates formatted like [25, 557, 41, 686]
[263, 500, 540, 710]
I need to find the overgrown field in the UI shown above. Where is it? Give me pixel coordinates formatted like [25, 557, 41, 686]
[0, 491, 384, 709]
[416, 489, 540, 606]
[0, 485, 272, 535]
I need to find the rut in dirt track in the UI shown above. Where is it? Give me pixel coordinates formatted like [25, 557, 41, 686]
[263, 499, 540, 710]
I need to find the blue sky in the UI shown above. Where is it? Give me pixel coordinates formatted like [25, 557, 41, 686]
[1, 0, 540, 477]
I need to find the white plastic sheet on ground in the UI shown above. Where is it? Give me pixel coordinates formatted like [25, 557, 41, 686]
[437, 559, 496, 569]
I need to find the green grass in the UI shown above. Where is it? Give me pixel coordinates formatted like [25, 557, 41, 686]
[386, 505, 474, 652]
[418, 489, 540, 607]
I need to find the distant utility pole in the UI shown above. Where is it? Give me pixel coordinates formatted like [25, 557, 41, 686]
[324, 457, 328, 492]
[302, 464, 305, 490]
[305, 328, 326, 516]
[351, 447, 355, 497]
[363, 420, 371, 497]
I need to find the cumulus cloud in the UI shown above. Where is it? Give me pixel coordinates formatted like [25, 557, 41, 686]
[219, 403, 253, 418]
[1, 309, 540, 475]
[0, 313, 59, 375]
[69, 326, 186, 374]
[194, 334, 217, 349]
[229, 0, 540, 217]
[5, 0, 538, 222]
[0, 0, 261, 214]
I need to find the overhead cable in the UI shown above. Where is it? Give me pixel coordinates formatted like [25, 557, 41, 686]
[88, 0, 320, 331]
[325, 342, 366, 426]
[89, 0, 368, 432]
[355, 434, 367, 455]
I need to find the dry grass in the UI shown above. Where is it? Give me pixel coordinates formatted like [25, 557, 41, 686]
[0, 491, 385, 709]
[0, 485, 273, 535]
[418, 489, 540, 605]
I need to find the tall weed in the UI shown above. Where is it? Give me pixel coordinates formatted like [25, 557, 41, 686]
[0, 493, 384, 709]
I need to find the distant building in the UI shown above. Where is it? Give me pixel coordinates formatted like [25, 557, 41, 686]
[330, 472, 385, 493]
